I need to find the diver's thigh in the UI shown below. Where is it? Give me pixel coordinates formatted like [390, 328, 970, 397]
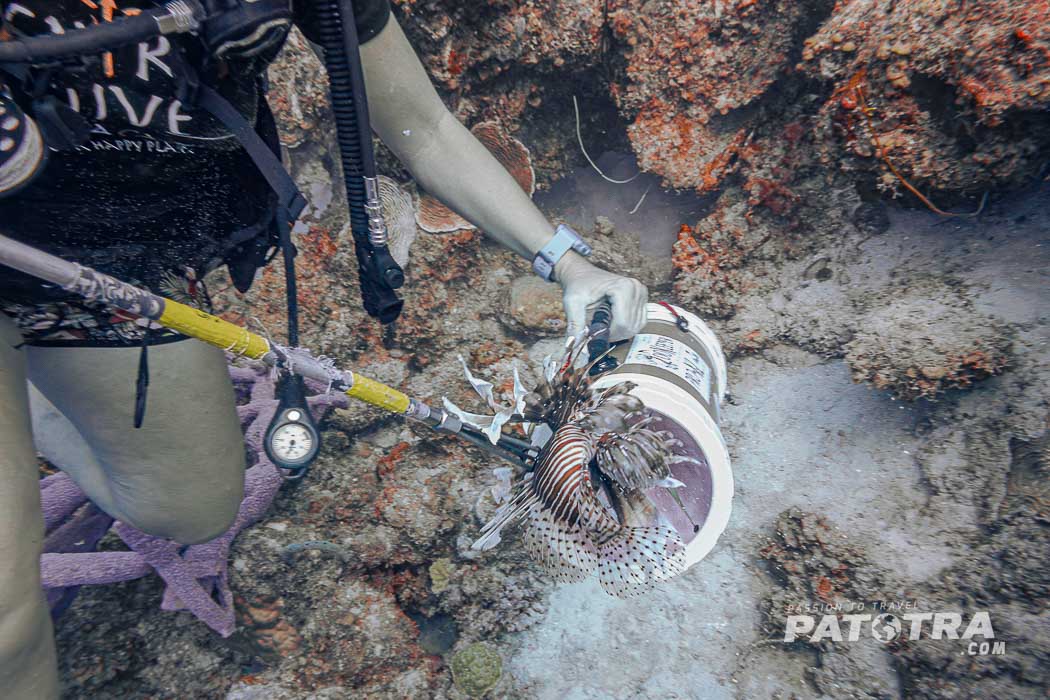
[26, 338, 245, 544]
[28, 383, 113, 513]
[0, 315, 58, 699]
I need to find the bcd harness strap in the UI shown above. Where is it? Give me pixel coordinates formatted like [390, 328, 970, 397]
[195, 83, 306, 224]
[130, 81, 308, 427]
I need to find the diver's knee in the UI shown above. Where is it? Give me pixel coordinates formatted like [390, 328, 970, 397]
[118, 491, 242, 544]
[113, 453, 245, 544]
[169, 505, 240, 545]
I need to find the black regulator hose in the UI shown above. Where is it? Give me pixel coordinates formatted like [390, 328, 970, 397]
[313, 0, 404, 324]
[0, 1, 201, 63]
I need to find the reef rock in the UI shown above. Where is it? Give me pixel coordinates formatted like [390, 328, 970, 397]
[845, 285, 1011, 401]
[891, 440, 1050, 698]
[607, 0, 824, 190]
[267, 29, 330, 149]
[392, 0, 1050, 203]
[804, 0, 1050, 197]
[503, 275, 566, 336]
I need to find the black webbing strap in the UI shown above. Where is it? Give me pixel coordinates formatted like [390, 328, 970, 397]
[134, 324, 152, 428]
[194, 84, 307, 222]
[195, 85, 303, 362]
[275, 205, 300, 345]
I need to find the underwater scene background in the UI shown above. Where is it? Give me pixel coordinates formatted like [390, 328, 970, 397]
[52, 1, 1049, 697]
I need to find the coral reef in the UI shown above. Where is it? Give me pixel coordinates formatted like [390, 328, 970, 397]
[607, 0, 827, 190]
[845, 285, 1011, 400]
[804, 0, 1050, 197]
[392, 0, 1050, 206]
[450, 642, 503, 697]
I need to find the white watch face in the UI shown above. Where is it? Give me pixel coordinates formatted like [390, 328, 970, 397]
[271, 422, 314, 463]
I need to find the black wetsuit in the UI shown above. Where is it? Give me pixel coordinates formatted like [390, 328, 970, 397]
[0, 0, 389, 344]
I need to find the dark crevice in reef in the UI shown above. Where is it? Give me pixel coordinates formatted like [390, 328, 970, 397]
[556, 69, 634, 168]
[788, 0, 839, 65]
[1004, 431, 1049, 508]
[910, 73, 970, 139]
[405, 610, 459, 654]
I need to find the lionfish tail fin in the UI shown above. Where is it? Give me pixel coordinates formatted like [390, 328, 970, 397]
[596, 526, 687, 598]
[472, 490, 540, 551]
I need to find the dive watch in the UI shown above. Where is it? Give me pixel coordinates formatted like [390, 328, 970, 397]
[533, 223, 592, 282]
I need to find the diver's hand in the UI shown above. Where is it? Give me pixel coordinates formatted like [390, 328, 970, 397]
[556, 253, 648, 341]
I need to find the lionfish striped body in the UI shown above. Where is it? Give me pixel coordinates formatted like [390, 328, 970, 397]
[468, 340, 691, 597]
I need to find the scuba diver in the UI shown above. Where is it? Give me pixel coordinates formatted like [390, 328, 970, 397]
[0, 0, 648, 695]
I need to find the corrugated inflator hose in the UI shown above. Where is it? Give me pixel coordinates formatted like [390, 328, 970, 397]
[312, 0, 405, 324]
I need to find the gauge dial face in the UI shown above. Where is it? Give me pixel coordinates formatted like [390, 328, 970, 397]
[270, 422, 315, 463]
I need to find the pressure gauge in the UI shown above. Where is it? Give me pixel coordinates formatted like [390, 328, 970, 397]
[265, 376, 321, 476]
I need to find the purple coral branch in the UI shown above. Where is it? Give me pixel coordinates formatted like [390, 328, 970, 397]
[38, 363, 348, 636]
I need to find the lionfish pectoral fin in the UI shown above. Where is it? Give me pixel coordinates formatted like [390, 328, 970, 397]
[472, 490, 540, 551]
[512, 364, 529, 415]
[595, 421, 689, 492]
[442, 397, 495, 430]
[458, 355, 499, 410]
[522, 509, 599, 583]
[472, 530, 503, 550]
[596, 526, 688, 599]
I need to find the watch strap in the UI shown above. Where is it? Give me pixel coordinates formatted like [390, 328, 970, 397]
[532, 224, 592, 282]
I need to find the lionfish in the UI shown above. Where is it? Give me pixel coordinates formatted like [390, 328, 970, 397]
[444, 337, 696, 598]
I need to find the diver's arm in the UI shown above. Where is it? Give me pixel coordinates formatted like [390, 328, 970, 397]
[358, 19, 549, 259]
[358, 17, 648, 340]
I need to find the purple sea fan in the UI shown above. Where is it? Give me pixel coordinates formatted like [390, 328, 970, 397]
[449, 337, 695, 598]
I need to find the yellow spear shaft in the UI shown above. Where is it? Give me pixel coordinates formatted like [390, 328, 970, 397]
[0, 233, 413, 415]
[0, 233, 534, 463]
